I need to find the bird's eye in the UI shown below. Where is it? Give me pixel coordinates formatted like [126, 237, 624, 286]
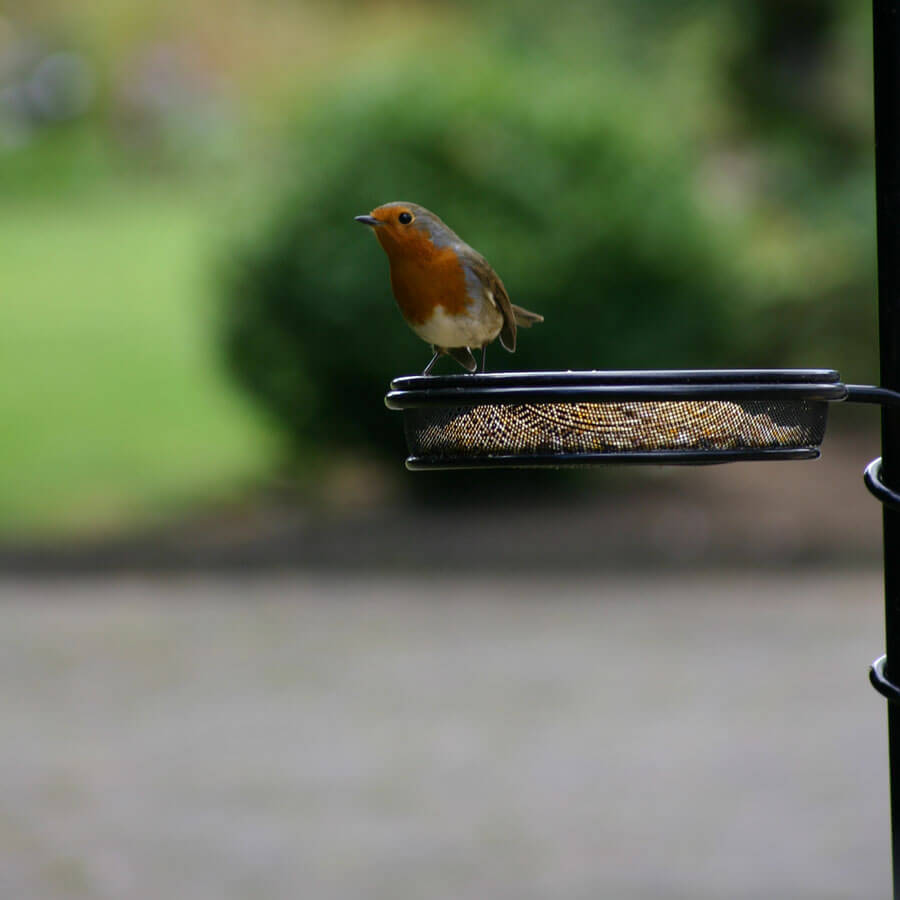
[398, 212, 413, 224]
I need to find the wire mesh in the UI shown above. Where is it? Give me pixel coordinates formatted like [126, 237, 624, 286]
[404, 398, 828, 461]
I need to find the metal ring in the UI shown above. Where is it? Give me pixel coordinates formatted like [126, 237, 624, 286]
[864, 458, 900, 511]
[871, 655, 900, 702]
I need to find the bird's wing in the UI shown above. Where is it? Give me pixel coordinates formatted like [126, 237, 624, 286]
[490, 275, 517, 353]
[463, 252, 517, 352]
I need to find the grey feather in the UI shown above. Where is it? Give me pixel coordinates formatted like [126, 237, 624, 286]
[511, 304, 544, 327]
[445, 346, 478, 372]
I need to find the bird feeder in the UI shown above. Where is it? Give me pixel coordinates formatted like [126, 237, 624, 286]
[386, 369, 843, 468]
[384, 2, 900, 894]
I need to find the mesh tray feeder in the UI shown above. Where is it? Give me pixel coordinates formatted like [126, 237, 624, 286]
[385, 369, 846, 469]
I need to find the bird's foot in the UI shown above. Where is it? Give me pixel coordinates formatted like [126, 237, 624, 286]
[422, 350, 441, 376]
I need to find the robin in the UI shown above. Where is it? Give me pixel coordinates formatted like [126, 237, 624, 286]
[355, 201, 543, 374]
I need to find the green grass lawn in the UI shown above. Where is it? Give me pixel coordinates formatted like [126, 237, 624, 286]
[0, 185, 280, 538]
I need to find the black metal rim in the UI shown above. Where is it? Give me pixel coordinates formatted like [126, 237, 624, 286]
[404, 447, 821, 470]
[386, 369, 847, 410]
[393, 368, 842, 388]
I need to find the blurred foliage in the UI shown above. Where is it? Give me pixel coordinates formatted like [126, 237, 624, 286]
[222, 0, 877, 461]
[0, 0, 882, 532]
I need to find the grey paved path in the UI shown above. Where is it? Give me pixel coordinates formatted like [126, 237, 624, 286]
[0, 572, 890, 898]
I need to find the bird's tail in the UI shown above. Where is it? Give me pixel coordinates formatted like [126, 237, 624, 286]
[511, 304, 544, 327]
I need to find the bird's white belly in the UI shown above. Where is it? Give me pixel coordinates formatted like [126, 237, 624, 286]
[411, 302, 503, 349]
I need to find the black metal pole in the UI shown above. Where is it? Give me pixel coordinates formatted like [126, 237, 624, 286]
[873, 3, 900, 896]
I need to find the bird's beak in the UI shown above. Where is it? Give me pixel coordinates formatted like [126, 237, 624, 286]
[354, 215, 383, 227]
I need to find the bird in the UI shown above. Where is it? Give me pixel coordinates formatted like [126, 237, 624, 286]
[355, 201, 543, 375]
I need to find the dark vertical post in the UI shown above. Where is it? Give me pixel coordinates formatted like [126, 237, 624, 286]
[873, 2, 900, 896]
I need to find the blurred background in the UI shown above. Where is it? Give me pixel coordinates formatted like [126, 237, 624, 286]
[0, 1, 892, 897]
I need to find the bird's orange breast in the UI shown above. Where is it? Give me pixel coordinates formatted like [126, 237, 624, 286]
[376, 230, 470, 326]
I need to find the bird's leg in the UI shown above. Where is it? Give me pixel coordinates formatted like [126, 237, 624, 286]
[480, 345, 488, 374]
[422, 349, 441, 376]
